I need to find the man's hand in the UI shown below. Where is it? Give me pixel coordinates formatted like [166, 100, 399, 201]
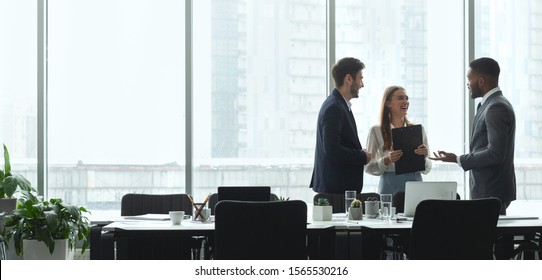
[429, 150, 457, 163]
[363, 150, 372, 163]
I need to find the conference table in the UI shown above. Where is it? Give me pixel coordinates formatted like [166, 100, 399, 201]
[96, 213, 542, 260]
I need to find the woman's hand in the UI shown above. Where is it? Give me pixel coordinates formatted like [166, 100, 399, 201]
[415, 144, 428, 157]
[384, 149, 403, 165]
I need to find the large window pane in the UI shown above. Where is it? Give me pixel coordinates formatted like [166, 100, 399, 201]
[48, 0, 185, 218]
[336, 0, 466, 196]
[192, 0, 327, 202]
[475, 0, 542, 212]
[0, 1, 38, 187]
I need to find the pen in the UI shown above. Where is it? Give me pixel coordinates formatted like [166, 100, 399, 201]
[187, 194, 195, 206]
[194, 193, 211, 219]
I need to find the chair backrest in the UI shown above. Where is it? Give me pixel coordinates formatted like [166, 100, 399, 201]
[314, 192, 380, 213]
[121, 193, 193, 216]
[217, 186, 271, 201]
[209, 187, 277, 214]
[214, 200, 308, 260]
[408, 198, 501, 260]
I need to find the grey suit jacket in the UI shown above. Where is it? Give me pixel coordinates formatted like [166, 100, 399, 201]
[460, 91, 516, 203]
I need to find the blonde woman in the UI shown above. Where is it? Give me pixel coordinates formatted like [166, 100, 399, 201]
[365, 86, 432, 194]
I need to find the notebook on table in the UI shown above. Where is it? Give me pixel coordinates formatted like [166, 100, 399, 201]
[402, 181, 457, 217]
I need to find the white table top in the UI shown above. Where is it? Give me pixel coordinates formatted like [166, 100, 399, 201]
[102, 212, 542, 232]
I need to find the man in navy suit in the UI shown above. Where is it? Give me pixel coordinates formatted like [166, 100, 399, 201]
[431, 57, 516, 259]
[310, 57, 372, 194]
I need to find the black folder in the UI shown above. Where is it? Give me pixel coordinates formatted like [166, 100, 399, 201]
[391, 124, 425, 175]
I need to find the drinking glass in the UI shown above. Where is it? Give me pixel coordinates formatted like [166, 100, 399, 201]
[345, 190, 356, 217]
[380, 194, 392, 221]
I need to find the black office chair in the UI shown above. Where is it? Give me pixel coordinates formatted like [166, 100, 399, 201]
[313, 192, 380, 214]
[408, 198, 501, 260]
[116, 193, 194, 260]
[214, 200, 308, 260]
[511, 232, 542, 259]
[383, 191, 463, 259]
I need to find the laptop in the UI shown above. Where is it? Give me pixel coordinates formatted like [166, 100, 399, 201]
[217, 186, 271, 202]
[402, 181, 457, 217]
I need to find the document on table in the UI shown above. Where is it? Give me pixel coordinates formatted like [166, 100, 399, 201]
[124, 214, 170, 221]
[392, 124, 425, 175]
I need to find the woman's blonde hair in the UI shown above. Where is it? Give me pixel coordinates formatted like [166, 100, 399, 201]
[379, 86, 413, 151]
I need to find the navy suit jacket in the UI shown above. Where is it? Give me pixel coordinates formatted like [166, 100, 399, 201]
[460, 91, 517, 203]
[310, 89, 368, 194]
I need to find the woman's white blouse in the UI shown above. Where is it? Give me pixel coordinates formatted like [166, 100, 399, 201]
[365, 124, 432, 175]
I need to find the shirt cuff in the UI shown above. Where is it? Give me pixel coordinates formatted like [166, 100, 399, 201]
[378, 157, 388, 171]
[456, 155, 462, 167]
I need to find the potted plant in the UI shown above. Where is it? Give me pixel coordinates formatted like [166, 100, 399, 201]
[1, 144, 35, 236]
[348, 199, 363, 220]
[274, 196, 290, 201]
[2, 191, 91, 259]
[1, 144, 34, 208]
[313, 198, 332, 221]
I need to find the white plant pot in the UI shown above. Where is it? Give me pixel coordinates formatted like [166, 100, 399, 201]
[348, 207, 363, 220]
[23, 239, 73, 260]
[312, 205, 332, 221]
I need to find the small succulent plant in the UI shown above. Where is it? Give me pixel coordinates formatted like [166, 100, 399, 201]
[316, 198, 330, 206]
[350, 199, 362, 208]
[275, 196, 290, 201]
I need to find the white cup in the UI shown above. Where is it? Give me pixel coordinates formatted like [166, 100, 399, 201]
[169, 211, 185, 225]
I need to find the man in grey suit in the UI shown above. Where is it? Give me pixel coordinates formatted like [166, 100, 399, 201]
[431, 57, 516, 259]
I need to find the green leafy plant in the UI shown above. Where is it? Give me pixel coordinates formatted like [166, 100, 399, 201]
[316, 198, 330, 206]
[350, 199, 362, 208]
[275, 196, 290, 201]
[0, 144, 34, 198]
[2, 191, 91, 256]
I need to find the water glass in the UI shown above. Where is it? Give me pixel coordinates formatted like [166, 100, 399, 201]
[380, 194, 392, 221]
[345, 190, 356, 216]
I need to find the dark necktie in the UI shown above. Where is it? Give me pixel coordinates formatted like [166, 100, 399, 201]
[475, 102, 482, 117]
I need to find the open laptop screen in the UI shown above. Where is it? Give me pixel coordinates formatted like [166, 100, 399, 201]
[403, 181, 457, 217]
[217, 186, 271, 202]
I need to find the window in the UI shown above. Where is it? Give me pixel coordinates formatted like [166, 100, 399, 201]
[192, 0, 327, 201]
[5, 1, 541, 218]
[0, 1, 38, 186]
[335, 0, 466, 196]
[47, 0, 185, 218]
[476, 0, 542, 211]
